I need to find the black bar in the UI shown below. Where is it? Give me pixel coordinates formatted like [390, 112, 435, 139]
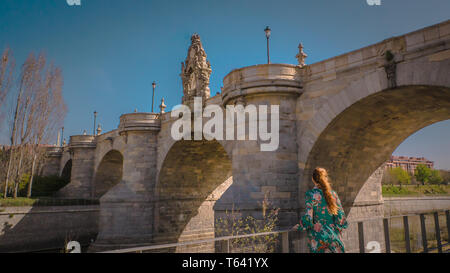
[403, 216, 411, 253]
[419, 214, 428, 253]
[434, 212, 442, 253]
[383, 218, 391, 253]
[358, 222, 365, 253]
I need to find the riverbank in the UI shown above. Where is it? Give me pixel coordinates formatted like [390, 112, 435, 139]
[382, 185, 449, 197]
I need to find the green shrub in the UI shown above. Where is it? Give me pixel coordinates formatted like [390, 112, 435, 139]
[18, 173, 31, 194]
[429, 170, 443, 185]
[0, 197, 99, 207]
[382, 185, 412, 195]
[382, 184, 449, 196]
[423, 185, 446, 194]
[215, 193, 279, 253]
[25, 175, 69, 197]
[0, 197, 38, 207]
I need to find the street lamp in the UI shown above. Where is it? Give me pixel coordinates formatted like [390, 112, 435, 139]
[93, 111, 97, 135]
[264, 26, 271, 64]
[151, 81, 156, 113]
[61, 127, 64, 146]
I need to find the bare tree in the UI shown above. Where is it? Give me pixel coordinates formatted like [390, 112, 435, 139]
[0, 48, 15, 196]
[27, 62, 66, 197]
[10, 53, 40, 197]
[3, 52, 66, 198]
[0, 47, 15, 120]
[2, 51, 32, 198]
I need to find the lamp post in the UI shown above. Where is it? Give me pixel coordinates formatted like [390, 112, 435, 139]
[151, 81, 156, 113]
[93, 111, 97, 135]
[264, 26, 271, 64]
[61, 127, 64, 146]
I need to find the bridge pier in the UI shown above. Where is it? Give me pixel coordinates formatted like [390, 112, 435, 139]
[343, 165, 385, 253]
[89, 113, 160, 251]
[41, 146, 63, 177]
[57, 135, 96, 199]
[216, 64, 303, 232]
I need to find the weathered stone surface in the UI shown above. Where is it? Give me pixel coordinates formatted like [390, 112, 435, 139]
[0, 205, 99, 252]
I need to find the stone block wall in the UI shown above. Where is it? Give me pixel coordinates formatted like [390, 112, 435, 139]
[0, 205, 99, 252]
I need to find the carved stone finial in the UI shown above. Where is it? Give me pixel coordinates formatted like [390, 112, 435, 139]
[384, 62, 397, 89]
[159, 98, 167, 113]
[97, 124, 102, 136]
[384, 50, 397, 89]
[180, 33, 212, 106]
[296, 43, 308, 68]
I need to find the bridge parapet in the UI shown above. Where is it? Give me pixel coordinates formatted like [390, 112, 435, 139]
[69, 135, 96, 149]
[221, 63, 303, 105]
[45, 146, 63, 157]
[304, 19, 449, 84]
[118, 112, 161, 133]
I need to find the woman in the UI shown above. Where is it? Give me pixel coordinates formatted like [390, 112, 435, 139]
[293, 167, 348, 253]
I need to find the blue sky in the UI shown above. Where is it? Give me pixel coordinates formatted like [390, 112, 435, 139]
[0, 0, 449, 169]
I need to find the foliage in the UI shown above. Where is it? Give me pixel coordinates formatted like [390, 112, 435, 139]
[414, 164, 432, 185]
[0, 197, 38, 207]
[388, 167, 411, 187]
[439, 170, 450, 185]
[429, 169, 443, 185]
[18, 173, 31, 193]
[215, 193, 280, 253]
[382, 185, 412, 196]
[20, 175, 69, 197]
[421, 184, 447, 195]
[0, 197, 99, 207]
[382, 184, 449, 196]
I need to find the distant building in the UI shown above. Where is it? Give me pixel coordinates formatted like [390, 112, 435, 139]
[385, 156, 434, 174]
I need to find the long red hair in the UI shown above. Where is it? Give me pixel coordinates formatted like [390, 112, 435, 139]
[312, 167, 338, 215]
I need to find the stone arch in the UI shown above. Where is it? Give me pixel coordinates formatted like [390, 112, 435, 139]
[302, 85, 450, 209]
[154, 139, 232, 252]
[60, 159, 72, 183]
[92, 150, 124, 198]
[156, 114, 233, 179]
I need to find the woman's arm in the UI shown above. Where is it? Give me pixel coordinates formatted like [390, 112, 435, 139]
[297, 191, 314, 231]
[333, 191, 348, 232]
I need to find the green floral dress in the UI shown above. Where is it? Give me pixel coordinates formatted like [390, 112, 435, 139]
[297, 186, 348, 253]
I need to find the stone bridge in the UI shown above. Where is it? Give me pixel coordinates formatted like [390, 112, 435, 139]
[42, 20, 450, 252]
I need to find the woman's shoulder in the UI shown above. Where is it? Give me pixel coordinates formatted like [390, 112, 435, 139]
[306, 187, 322, 197]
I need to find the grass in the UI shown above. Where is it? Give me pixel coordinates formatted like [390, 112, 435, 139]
[382, 184, 449, 197]
[0, 197, 99, 207]
[0, 197, 38, 207]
